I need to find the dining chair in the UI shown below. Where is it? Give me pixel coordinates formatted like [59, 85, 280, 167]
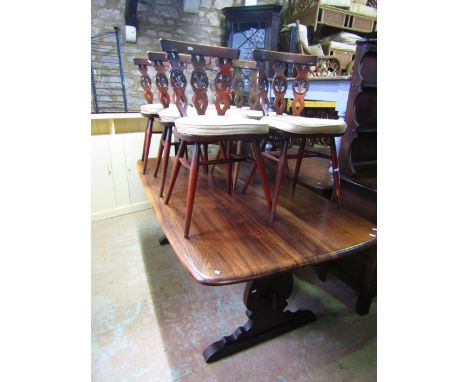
[133, 58, 164, 174]
[160, 39, 272, 238]
[242, 49, 347, 224]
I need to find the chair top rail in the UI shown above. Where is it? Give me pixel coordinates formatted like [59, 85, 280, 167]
[147, 51, 193, 65]
[160, 39, 239, 60]
[253, 49, 317, 66]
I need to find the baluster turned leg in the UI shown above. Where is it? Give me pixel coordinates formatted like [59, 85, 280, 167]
[269, 139, 289, 225]
[292, 137, 306, 189]
[164, 140, 187, 204]
[330, 137, 342, 208]
[252, 140, 272, 210]
[153, 127, 166, 178]
[184, 142, 201, 238]
[142, 117, 154, 174]
[159, 126, 173, 198]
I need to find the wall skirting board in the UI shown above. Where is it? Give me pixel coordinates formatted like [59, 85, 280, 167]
[91, 201, 151, 222]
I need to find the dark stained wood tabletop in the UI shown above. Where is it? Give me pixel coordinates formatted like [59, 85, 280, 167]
[138, 158, 377, 286]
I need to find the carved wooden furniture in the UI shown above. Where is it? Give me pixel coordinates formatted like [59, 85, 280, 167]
[322, 38, 376, 315]
[140, 52, 195, 198]
[159, 39, 272, 238]
[287, 0, 377, 34]
[222, 5, 282, 61]
[133, 58, 164, 174]
[138, 157, 377, 362]
[225, 59, 264, 190]
[338, 38, 376, 223]
[242, 49, 346, 224]
[134, 53, 193, 176]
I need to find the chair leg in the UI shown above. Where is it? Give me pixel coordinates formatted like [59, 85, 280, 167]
[241, 162, 257, 194]
[292, 138, 306, 189]
[203, 143, 209, 174]
[330, 137, 342, 208]
[159, 126, 172, 198]
[153, 128, 166, 178]
[226, 141, 232, 194]
[142, 117, 154, 174]
[210, 146, 222, 174]
[165, 140, 187, 204]
[232, 140, 242, 191]
[141, 125, 148, 161]
[252, 140, 272, 211]
[269, 139, 289, 225]
[184, 142, 201, 238]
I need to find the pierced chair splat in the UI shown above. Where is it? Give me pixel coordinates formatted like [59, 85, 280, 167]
[160, 39, 272, 239]
[146, 51, 194, 197]
[133, 58, 163, 175]
[242, 49, 347, 224]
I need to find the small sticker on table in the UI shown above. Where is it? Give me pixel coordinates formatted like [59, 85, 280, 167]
[214, 270, 221, 275]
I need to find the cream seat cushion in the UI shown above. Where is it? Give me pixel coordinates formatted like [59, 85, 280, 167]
[262, 115, 346, 135]
[140, 103, 164, 115]
[175, 115, 269, 136]
[156, 104, 199, 122]
[225, 107, 264, 120]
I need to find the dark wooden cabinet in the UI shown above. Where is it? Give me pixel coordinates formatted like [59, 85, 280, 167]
[222, 5, 282, 60]
[323, 39, 377, 315]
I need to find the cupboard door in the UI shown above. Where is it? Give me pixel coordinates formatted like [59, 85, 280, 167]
[123, 132, 161, 205]
[91, 136, 116, 214]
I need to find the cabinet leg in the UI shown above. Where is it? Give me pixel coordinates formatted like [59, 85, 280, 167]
[355, 246, 377, 315]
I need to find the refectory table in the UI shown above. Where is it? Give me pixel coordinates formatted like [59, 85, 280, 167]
[138, 158, 376, 362]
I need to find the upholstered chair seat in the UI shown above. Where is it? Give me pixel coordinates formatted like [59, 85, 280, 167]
[225, 107, 264, 120]
[140, 103, 164, 115]
[175, 115, 269, 136]
[262, 115, 346, 135]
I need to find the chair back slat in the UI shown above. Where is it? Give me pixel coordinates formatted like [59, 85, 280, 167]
[133, 58, 154, 104]
[253, 49, 318, 117]
[147, 53, 171, 108]
[160, 39, 240, 117]
[232, 59, 259, 111]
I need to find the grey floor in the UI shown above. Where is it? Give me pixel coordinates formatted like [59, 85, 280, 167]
[92, 209, 376, 382]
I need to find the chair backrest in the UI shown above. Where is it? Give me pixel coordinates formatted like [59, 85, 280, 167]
[252, 49, 318, 117]
[160, 39, 240, 117]
[231, 59, 259, 110]
[146, 52, 192, 108]
[133, 58, 154, 105]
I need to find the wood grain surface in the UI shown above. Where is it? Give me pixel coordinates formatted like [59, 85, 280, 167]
[138, 158, 376, 286]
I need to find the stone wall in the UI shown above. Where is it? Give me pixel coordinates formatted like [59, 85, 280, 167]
[91, 0, 250, 111]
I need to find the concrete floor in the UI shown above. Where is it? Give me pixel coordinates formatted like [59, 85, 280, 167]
[92, 209, 376, 382]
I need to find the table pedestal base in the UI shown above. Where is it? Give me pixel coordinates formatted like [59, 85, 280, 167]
[158, 235, 169, 245]
[203, 272, 316, 363]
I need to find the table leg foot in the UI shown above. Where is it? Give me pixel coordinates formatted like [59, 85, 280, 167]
[158, 235, 169, 246]
[203, 272, 316, 363]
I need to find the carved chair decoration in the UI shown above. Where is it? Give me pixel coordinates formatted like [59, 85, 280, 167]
[242, 49, 347, 223]
[134, 58, 164, 175]
[145, 51, 196, 197]
[160, 39, 272, 238]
